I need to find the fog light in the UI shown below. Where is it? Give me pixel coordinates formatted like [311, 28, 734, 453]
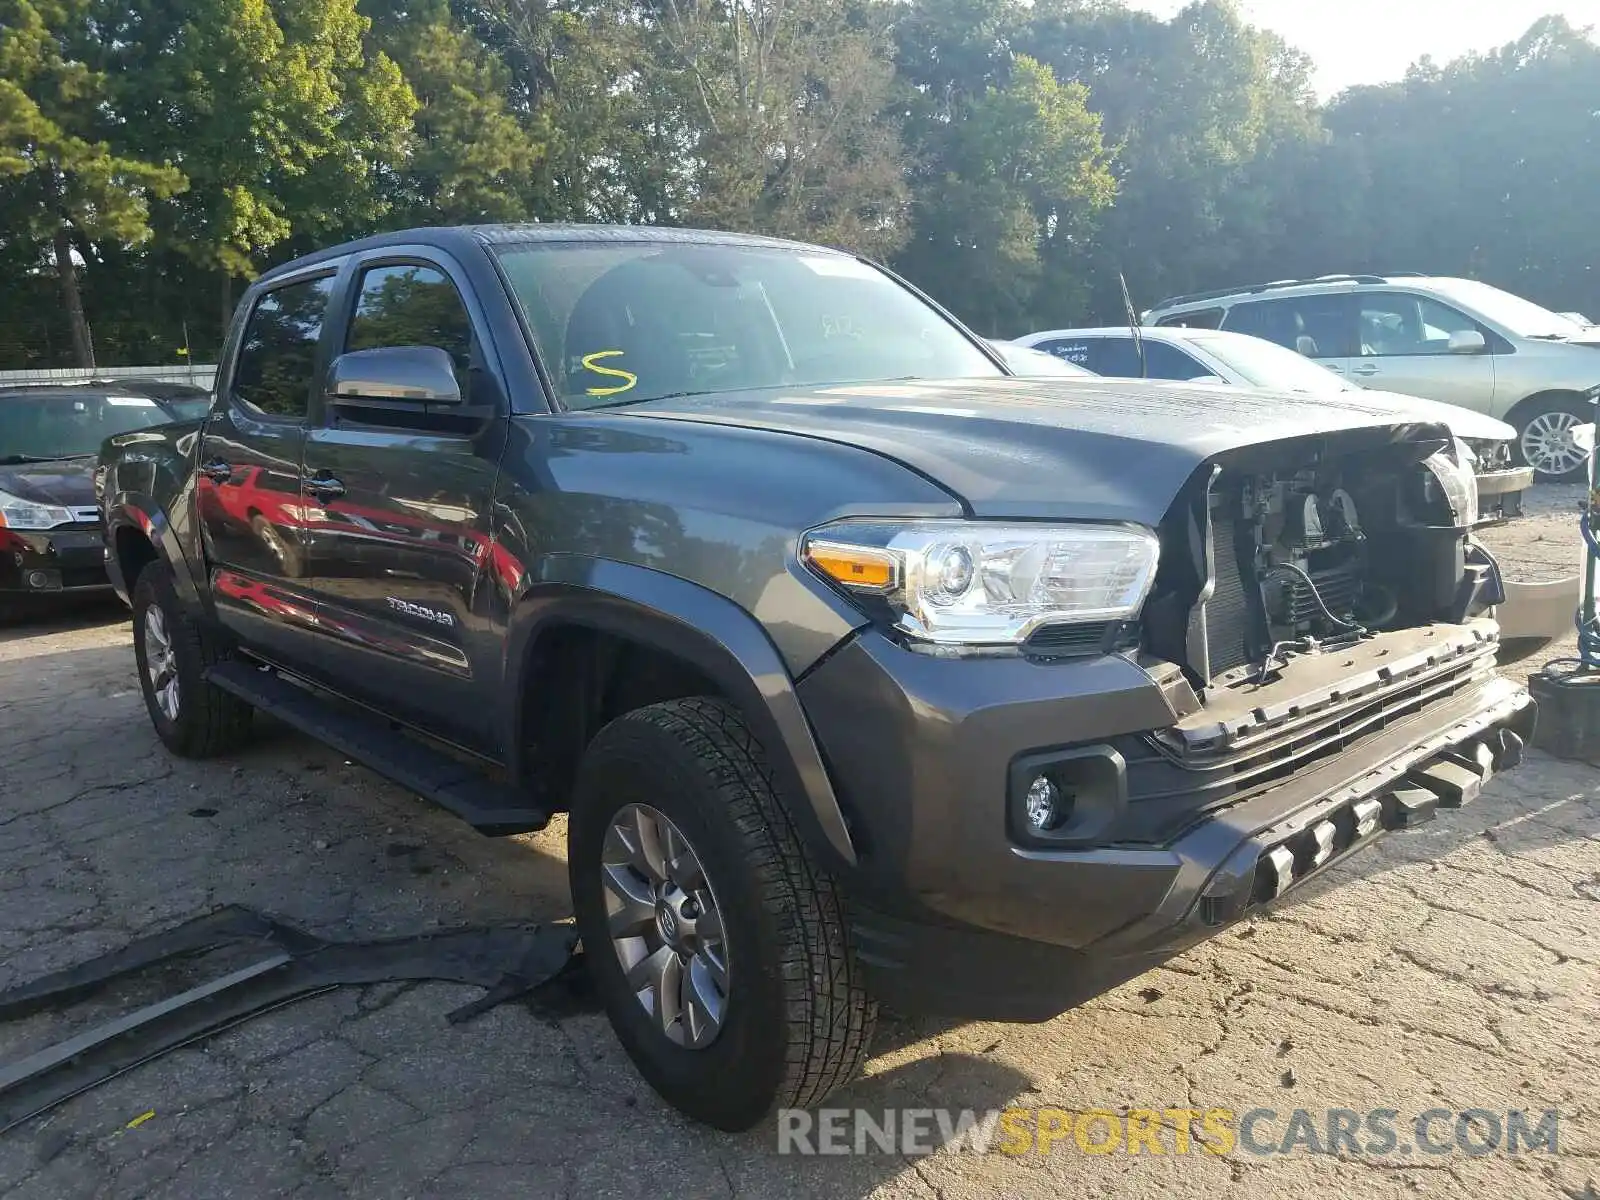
[26, 570, 51, 589]
[1024, 775, 1065, 832]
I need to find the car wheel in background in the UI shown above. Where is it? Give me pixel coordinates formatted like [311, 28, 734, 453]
[568, 697, 875, 1130]
[1514, 395, 1594, 482]
[131, 563, 254, 757]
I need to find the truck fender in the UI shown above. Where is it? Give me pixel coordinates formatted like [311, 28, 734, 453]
[503, 557, 858, 869]
[104, 494, 204, 611]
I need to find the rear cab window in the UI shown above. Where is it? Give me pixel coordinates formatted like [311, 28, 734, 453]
[230, 276, 337, 419]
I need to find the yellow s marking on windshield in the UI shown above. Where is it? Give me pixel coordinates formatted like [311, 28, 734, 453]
[581, 350, 638, 397]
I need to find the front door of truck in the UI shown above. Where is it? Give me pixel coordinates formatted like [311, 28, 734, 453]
[196, 269, 336, 668]
[297, 251, 508, 752]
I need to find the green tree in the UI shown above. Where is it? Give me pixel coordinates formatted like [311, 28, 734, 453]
[365, 0, 539, 225]
[0, 0, 185, 365]
[893, 0, 1116, 333]
[95, 0, 417, 324]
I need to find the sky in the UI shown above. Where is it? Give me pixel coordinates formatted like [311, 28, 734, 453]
[1130, 0, 1600, 96]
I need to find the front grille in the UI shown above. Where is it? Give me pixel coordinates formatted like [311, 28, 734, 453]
[70, 506, 99, 524]
[1109, 633, 1499, 844]
[1205, 516, 1252, 674]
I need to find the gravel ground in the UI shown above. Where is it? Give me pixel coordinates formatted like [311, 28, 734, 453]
[0, 496, 1596, 1200]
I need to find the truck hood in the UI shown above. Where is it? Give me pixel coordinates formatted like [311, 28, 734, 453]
[630, 378, 1455, 524]
[1350, 388, 1514, 442]
[0, 457, 96, 508]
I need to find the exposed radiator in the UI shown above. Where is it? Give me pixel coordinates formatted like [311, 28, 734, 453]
[1205, 516, 1253, 674]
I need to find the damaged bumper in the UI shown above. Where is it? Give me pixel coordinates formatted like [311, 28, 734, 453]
[802, 623, 1535, 1020]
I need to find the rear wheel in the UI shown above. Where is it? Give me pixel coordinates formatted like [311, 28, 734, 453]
[1513, 395, 1593, 482]
[132, 563, 254, 756]
[569, 697, 875, 1130]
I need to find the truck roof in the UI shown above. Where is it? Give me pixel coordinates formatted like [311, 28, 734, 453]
[256, 223, 832, 285]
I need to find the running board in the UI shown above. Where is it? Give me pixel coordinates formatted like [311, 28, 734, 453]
[205, 661, 548, 836]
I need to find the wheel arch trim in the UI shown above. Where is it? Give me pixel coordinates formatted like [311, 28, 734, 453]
[504, 557, 858, 868]
[105, 494, 204, 611]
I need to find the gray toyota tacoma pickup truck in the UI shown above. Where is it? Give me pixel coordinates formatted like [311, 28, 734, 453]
[97, 225, 1536, 1130]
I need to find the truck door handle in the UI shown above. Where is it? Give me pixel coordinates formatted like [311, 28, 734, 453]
[201, 458, 233, 483]
[1351, 364, 1379, 377]
[301, 474, 346, 502]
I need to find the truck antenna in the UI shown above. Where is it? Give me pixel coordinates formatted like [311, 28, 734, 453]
[1119, 272, 1147, 378]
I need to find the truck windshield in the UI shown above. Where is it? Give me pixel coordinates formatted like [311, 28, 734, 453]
[0, 393, 165, 462]
[494, 241, 1001, 409]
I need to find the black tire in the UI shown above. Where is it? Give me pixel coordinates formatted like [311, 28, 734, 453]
[1511, 394, 1594, 483]
[131, 562, 254, 757]
[569, 697, 875, 1130]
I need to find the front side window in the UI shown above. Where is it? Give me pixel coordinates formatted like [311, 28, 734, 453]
[494, 242, 1000, 409]
[231, 276, 336, 418]
[347, 264, 474, 373]
[1357, 293, 1483, 357]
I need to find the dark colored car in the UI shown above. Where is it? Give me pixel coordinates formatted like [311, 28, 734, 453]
[0, 386, 197, 615]
[88, 377, 214, 423]
[98, 225, 1534, 1131]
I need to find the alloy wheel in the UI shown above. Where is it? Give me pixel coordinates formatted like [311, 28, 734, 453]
[142, 606, 181, 722]
[600, 803, 731, 1049]
[1522, 410, 1590, 478]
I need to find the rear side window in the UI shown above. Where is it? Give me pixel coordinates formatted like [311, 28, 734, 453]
[1156, 307, 1223, 330]
[231, 276, 336, 418]
[1224, 295, 1357, 358]
[346, 264, 475, 373]
[1032, 338, 1094, 368]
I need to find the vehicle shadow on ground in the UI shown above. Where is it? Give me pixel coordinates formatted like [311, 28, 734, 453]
[0, 597, 126, 645]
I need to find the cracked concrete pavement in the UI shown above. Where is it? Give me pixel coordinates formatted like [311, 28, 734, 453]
[1, 495, 1597, 1198]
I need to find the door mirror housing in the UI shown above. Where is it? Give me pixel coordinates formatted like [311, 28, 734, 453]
[327, 346, 463, 406]
[1447, 330, 1488, 355]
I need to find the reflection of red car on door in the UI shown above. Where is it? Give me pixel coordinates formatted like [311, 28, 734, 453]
[200, 463, 525, 593]
[199, 465, 313, 577]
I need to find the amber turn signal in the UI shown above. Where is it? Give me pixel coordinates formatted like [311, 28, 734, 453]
[804, 542, 897, 591]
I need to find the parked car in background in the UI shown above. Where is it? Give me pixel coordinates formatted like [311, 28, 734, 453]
[89, 377, 213, 422]
[1144, 274, 1600, 481]
[1012, 325, 1535, 521]
[0, 385, 195, 615]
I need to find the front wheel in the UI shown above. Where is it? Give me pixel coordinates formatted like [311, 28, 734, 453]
[132, 563, 254, 757]
[569, 697, 875, 1130]
[1514, 395, 1594, 482]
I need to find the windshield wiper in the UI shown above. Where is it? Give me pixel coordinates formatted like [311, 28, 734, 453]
[0, 453, 94, 465]
[1526, 333, 1571, 341]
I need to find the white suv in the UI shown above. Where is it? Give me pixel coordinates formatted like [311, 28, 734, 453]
[1144, 274, 1600, 480]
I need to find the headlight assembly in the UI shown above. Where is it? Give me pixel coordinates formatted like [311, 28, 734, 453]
[0, 488, 75, 531]
[1422, 439, 1479, 527]
[802, 520, 1161, 651]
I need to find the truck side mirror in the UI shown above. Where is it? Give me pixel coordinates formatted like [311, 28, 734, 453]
[1447, 330, 1488, 355]
[326, 346, 463, 406]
